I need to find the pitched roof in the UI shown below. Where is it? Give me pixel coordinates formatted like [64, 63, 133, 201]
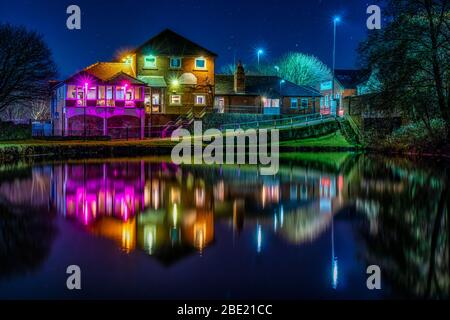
[335, 69, 369, 89]
[63, 62, 142, 85]
[134, 28, 218, 57]
[84, 62, 134, 81]
[215, 75, 322, 98]
[105, 72, 145, 85]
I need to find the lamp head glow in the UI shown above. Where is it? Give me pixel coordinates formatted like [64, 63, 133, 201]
[172, 79, 179, 87]
[334, 16, 341, 23]
[257, 49, 264, 55]
[280, 79, 286, 84]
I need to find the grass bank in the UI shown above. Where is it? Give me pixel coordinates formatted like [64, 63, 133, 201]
[0, 120, 359, 162]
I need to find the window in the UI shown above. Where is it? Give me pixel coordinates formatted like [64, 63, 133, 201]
[300, 98, 308, 109]
[116, 87, 125, 100]
[106, 86, 114, 106]
[291, 98, 298, 109]
[195, 95, 206, 105]
[152, 93, 160, 105]
[77, 88, 84, 99]
[320, 97, 324, 106]
[195, 57, 206, 70]
[170, 95, 182, 105]
[325, 95, 329, 107]
[134, 87, 142, 100]
[87, 87, 97, 100]
[125, 87, 133, 100]
[67, 85, 76, 99]
[144, 55, 157, 69]
[263, 98, 280, 108]
[170, 57, 182, 69]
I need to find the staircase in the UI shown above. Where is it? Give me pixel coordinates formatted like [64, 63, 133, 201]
[160, 107, 206, 138]
[337, 117, 361, 146]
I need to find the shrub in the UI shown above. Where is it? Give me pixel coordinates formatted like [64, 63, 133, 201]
[379, 119, 447, 153]
[0, 121, 31, 141]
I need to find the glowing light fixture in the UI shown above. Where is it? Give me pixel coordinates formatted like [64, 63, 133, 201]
[122, 55, 133, 64]
[256, 49, 264, 66]
[171, 79, 179, 87]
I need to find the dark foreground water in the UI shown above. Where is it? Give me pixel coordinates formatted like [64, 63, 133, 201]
[0, 154, 448, 300]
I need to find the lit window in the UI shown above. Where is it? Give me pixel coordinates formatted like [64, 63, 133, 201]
[125, 87, 133, 100]
[170, 57, 182, 69]
[320, 97, 324, 106]
[87, 87, 97, 100]
[116, 87, 125, 100]
[170, 95, 181, 105]
[195, 57, 206, 70]
[144, 55, 157, 69]
[301, 98, 308, 109]
[263, 98, 280, 108]
[152, 93, 160, 105]
[325, 95, 329, 107]
[67, 85, 76, 99]
[291, 98, 298, 109]
[195, 95, 206, 105]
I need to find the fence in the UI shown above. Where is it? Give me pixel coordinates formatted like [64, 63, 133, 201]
[46, 124, 180, 140]
[32, 121, 52, 137]
[219, 113, 333, 131]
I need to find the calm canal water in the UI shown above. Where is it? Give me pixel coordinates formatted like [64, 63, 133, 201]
[0, 154, 448, 300]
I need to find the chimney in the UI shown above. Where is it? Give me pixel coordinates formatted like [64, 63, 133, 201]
[234, 61, 245, 94]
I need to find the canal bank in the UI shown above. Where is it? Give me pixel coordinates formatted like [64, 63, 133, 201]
[0, 120, 354, 162]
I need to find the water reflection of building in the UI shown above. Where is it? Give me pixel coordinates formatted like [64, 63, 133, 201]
[51, 161, 215, 264]
[50, 161, 347, 265]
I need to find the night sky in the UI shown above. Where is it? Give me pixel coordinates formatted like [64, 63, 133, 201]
[0, 0, 372, 78]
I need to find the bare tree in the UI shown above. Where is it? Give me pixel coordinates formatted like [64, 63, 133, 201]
[220, 52, 331, 87]
[270, 52, 331, 87]
[359, 0, 450, 137]
[30, 99, 50, 121]
[0, 24, 57, 114]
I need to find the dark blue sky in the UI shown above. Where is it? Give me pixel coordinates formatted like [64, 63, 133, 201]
[0, 0, 372, 78]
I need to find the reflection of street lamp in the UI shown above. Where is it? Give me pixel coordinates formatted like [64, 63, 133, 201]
[257, 49, 264, 66]
[84, 82, 88, 138]
[331, 211, 338, 289]
[257, 224, 262, 254]
[332, 16, 341, 115]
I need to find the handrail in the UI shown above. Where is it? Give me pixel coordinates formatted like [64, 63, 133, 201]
[345, 114, 362, 139]
[219, 113, 332, 131]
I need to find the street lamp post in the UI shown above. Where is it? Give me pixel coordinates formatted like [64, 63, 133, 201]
[332, 16, 340, 116]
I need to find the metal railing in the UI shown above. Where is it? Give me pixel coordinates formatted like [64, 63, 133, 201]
[219, 113, 333, 131]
